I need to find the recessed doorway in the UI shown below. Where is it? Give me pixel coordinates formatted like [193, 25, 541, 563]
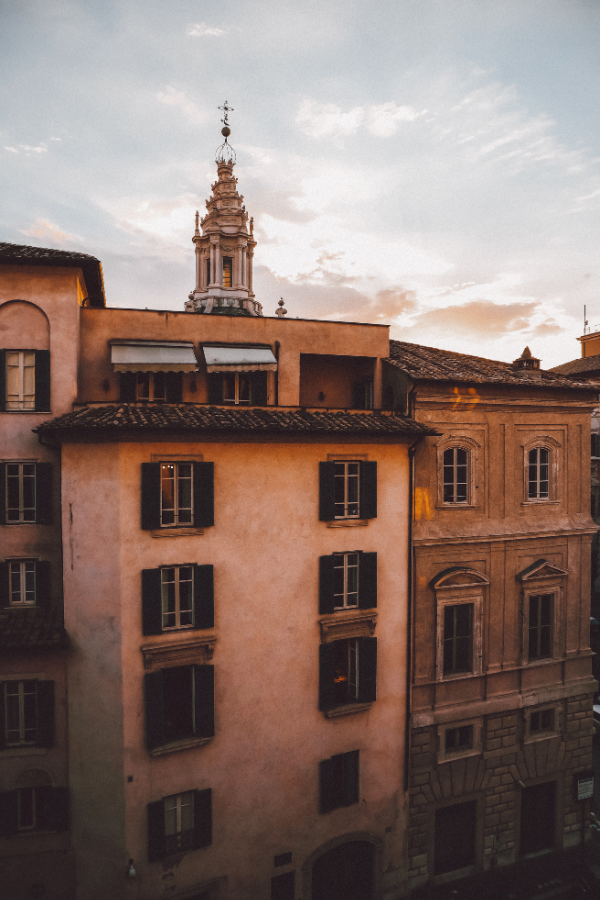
[311, 840, 375, 900]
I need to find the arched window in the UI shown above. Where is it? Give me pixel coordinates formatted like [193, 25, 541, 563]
[443, 447, 469, 503]
[523, 437, 559, 504]
[528, 447, 549, 500]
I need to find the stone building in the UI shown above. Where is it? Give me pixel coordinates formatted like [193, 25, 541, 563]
[382, 342, 598, 890]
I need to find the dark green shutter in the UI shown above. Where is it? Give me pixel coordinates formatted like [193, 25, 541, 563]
[166, 372, 183, 403]
[358, 637, 377, 703]
[194, 565, 214, 629]
[0, 790, 18, 835]
[35, 463, 53, 525]
[0, 562, 9, 607]
[359, 461, 377, 519]
[193, 665, 215, 739]
[36, 560, 51, 607]
[319, 462, 336, 521]
[141, 463, 161, 530]
[34, 350, 51, 411]
[207, 373, 222, 404]
[120, 372, 136, 402]
[251, 371, 268, 406]
[50, 786, 69, 831]
[193, 788, 212, 848]
[0, 463, 5, 521]
[319, 757, 335, 813]
[319, 556, 335, 614]
[193, 462, 214, 528]
[36, 785, 54, 830]
[0, 350, 5, 412]
[318, 644, 336, 711]
[145, 670, 165, 749]
[358, 553, 377, 609]
[142, 569, 162, 635]
[344, 750, 359, 806]
[36, 680, 55, 747]
[147, 799, 165, 862]
[0, 685, 5, 750]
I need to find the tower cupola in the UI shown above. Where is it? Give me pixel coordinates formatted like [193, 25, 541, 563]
[185, 102, 261, 316]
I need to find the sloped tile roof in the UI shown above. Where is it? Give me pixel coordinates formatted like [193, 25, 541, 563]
[385, 340, 595, 390]
[36, 403, 436, 440]
[549, 354, 600, 377]
[0, 240, 105, 307]
[0, 608, 68, 651]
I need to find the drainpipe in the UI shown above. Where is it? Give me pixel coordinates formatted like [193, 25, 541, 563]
[274, 341, 280, 407]
[404, 439, 417, 792]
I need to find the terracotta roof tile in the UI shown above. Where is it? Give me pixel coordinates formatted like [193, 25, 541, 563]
[0, 608, 68, 651]
[0, 240, 105, 307]
[385, 340, 595, 390]
[549, 354, 600, 377]
[36, 403, 436, 440]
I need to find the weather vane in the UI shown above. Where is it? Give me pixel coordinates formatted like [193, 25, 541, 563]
[216, 100, 236, 164]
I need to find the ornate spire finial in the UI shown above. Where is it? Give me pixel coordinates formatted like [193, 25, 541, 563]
[216, 100, 236, 164]
[276, 298, 287, 318]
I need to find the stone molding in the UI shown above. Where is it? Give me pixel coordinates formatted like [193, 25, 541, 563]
[318, 610, 377, 643]
[141, 636, 216, 671]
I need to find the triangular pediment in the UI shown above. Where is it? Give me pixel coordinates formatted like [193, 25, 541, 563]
[517, 559, 569, 581]
[431, 567, 489, 589]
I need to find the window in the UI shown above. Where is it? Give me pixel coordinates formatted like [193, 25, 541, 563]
[141, 564, 214, 634]
[443, 447, 468, 503]
[434, 801, 477, 875]
[141, 461, 214, 530]
[528, 447, 549, 500]
[319, 750, 359, 813]
[222, 257, 233, 288]
[0, 349, 50, 412]
[0, 559, 51, 607]
[144, 664, 214, 750]
[528, 594, 553, 660]
[147, 788, 211, 861]
[119, 371, 183, 403]
[319, 460, 377, 522]
[0, 776, 68, 835]
[319, 637, 376, 711]
[0, 680, 55, 749]
[319, 552, 377, 614]
[351, 379, 374, 410]
[1, 462, 53, 525]
[445, 724, 473, 753]
[207, 371, 268, 406]
[530, 708, 554, 733]
[443, 604, 473, 676]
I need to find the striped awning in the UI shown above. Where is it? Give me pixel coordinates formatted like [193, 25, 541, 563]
[202, 345, 277, 373]
[110, 341, 197, 373]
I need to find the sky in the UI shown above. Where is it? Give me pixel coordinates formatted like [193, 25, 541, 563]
[1, 0, 600, 368]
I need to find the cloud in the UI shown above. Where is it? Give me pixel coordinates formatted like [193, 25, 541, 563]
[296, 100, 425, 139]
[4, 143, 48, 155]
[20, 219, 84, 245]
[156, 88, 206, 124]
[370, 287, 417, 320]
[4, 147, 17, 153]
[187, 22, 225, 37]
[412, 300, 539, 337]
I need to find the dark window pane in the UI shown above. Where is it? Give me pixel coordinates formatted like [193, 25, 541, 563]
[163, 667, 194, 741]
[435, 801, 476, 874]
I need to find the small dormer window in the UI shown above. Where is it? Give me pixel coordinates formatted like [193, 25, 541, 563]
[222, 257, 233, 288]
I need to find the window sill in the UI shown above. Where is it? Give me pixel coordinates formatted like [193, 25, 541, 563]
[521, 500, 559, 507]
[151, 527, 204, 538]
[0, 747, 48, 758]
[325, 519, 369, 528]
[141, 635, 216, 670]
[319, 610, 377, 643]
[436, 670, 481, 682]
[436, 503, 478, 510]
[523, 732, 560, 745]
[437, 748, 481, 764]
[325, 701, 372, 719]
[150, 735, 212, 756]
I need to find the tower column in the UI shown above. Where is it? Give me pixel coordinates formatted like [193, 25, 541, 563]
[214, 243, 221, 288]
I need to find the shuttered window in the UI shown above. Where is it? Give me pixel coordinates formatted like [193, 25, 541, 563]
[0, 559, 51, 608]
[0, 786, 68, 835]
[319, 638, 377, 711]
[319, 552, 377, 614]
[144, 665, 214, 750]
[141, 565, 214, 635]
[147, 788, 212, 861]
[319, 750, 359, 813]
[0, 680, 55, 749]
[0, 462, 52, 525]
[141, 462, 214, 530]
[207, 371, 268, 406]
[0, 350, 50, 412]
[319, 461, 377, 521]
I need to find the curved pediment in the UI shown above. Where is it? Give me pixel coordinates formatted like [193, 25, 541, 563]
[430, 567, 489, 589]
[517, 559, 569, 581]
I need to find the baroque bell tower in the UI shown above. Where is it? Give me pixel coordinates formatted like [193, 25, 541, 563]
[185, 102, 261, 316]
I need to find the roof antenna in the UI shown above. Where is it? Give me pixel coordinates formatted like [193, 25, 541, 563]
[584, 304, 588, 334]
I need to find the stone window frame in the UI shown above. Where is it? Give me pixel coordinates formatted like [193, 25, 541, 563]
[437, 717, 482, 763]
[521, 435, 560, 506]
[435, 435, 481, 509]
[523, 702, 562, 744]
[517, 560, 568, 667]
[432, 568, 488, 682]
